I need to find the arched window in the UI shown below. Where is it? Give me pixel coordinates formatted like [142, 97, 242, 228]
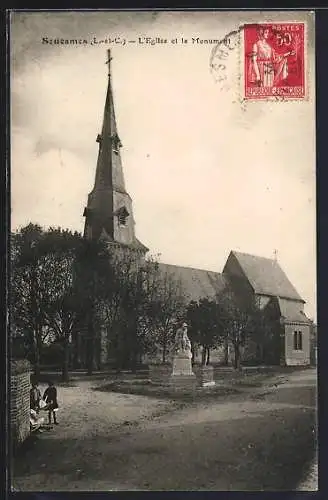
[298, 331, 303, 350]
[293, 330, 303, 350]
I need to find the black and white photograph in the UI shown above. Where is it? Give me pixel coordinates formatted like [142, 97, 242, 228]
[10, 10, 317, 491]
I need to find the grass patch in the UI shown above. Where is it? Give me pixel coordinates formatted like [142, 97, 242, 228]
[229, 373, 275, 388]
[93, 370, 277, 402]
[94, 380, 241, 402]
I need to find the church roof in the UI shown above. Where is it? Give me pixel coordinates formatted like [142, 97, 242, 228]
[276, 297, 310, 324]
[229, 251, 304, 302]
[157, 263, 227, 303]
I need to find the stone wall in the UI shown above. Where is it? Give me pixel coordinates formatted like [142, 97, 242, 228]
[11, 360, 31, 448]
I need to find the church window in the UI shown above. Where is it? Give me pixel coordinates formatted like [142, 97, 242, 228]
[293, 330, 303, 350]
[118, 213, 127, 226]
[298, 331, 303, 350]
[117, 206, 129, 227]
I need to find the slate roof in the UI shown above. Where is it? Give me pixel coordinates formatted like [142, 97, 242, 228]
[157, 263, 227, 303]
[230, 251, 304, 302]
[277, 298, 310, 324]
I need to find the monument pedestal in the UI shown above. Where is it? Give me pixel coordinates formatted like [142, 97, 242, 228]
[172, 356, 194, 376]
[169, 354, 197, 390]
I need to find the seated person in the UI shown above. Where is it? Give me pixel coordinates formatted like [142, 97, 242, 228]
[30, 408, 45, 432]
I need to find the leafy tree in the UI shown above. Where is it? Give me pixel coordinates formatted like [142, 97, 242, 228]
[186, 298, 224, 366]
[248, 298, 281, 365]
[38, 227, 84, 381]
[216, 289, 258, 370]
[98, 251, 186, 369]
[98, 248, 143, 371]
[11, 224, 187, 377]
[11, 224, 53, 377]
[145, 267, 185, 364]
[72, 238, 116, 375]
[10, 224, 112, 380]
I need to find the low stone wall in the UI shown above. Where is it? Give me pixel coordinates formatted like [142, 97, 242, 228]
[11, 359, 32, 448]
[193, 365, 215, 387]
[148, 364, 172, 384]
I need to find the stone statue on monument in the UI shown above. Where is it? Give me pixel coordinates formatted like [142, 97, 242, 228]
[173, 322, 192, 360]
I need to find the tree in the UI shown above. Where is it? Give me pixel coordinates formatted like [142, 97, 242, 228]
[73, 238, 116, 375]
[11, 224, 189, 376]
[145, 267, 185, 364]
[11, 224, 53, 377]
[10, 224, 112, 380]
[38, 227, 84, 382]
[186, 298, 224, 366]
[217, 289, 258, 370]
[98, 251, 186, 369]
[98, 248, 142, 371]
[248, 298, 281, 365]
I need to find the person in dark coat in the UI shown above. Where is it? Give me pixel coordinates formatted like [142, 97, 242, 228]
[43, 380, 59, 425]
[30, 381, 42, 412]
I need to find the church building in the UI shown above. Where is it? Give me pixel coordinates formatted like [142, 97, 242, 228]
[83, 50, 311, 367]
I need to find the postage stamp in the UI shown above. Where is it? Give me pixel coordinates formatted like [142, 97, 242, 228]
[243, 23, 305, 99]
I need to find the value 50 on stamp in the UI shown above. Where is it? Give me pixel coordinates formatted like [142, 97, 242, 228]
[243, 23, 305, 100]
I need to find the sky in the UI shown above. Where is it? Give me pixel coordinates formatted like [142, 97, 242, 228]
[10, 10, 316, 320]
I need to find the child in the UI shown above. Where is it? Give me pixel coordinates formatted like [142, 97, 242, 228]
[30, 408, 45, 433]
[30, 380, 42, 412]
[43, 380, 59, 425]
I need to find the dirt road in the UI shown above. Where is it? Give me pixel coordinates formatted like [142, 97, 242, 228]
[12, 368, 317, 491]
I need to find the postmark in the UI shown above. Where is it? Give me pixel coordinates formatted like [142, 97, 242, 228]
[210, 27, 243, 92]
[243, 23, 305, 100]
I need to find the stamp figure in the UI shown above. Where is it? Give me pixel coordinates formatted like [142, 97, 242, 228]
[244, 23, 305, 99]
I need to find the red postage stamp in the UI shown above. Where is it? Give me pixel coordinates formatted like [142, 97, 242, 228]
[243, 23, 305, 99]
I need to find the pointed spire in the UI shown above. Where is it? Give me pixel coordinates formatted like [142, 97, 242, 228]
[93, 49, 125, 193]
[83, 50, 148, 254]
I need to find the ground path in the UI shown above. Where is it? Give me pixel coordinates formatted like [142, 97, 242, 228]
[13, 368, 317, 491]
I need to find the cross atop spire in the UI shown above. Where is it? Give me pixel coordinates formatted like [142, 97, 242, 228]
[105, 49, 112, 77]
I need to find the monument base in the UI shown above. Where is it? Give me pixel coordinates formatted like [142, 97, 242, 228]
[169, 355, 197, 390]
[172, 355, 194, 376]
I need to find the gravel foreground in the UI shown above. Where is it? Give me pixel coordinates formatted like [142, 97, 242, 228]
[12, 368, 317, 491]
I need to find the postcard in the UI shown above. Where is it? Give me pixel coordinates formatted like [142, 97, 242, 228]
[10, 10, 317, 492]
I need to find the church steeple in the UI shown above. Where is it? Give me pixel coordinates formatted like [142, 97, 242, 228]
[83, 50, 148, 254]
[93, 50, 125, 193]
